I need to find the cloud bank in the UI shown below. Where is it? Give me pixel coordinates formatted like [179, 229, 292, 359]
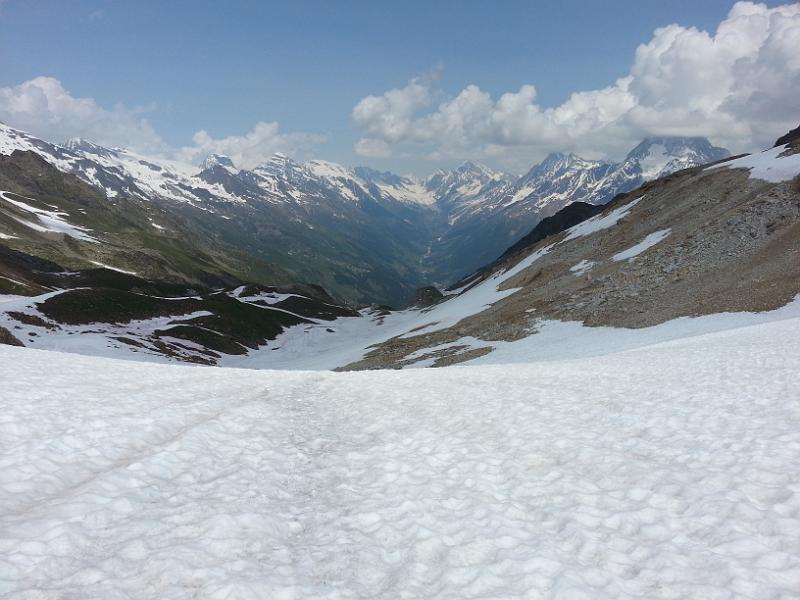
[1, 2, 797, 173]
[353, 2, 800, 168]
[177, 124, 326, 170]
[0, 77, 168, 155]
[0, 77, 325, 169]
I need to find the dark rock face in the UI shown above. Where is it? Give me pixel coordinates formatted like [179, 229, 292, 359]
[498, 202, 605, 261]
[409, 286, 444, 308]
[0, 325, 23, 347]
[774, 124, 800, 147]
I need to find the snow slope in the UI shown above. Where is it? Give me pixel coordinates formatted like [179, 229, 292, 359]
[709, 144, 800, 183]
[0, 190, 99, 243]
[2, 313, 800, 599]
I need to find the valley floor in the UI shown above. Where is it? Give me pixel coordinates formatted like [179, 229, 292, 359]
[2, 312, 800, 598]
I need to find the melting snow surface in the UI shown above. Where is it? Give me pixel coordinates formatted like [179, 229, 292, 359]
[2, 310, 800, 598]
[562, 196, 643, 241]
[88, 261, 138, 276]
[710, 144, 800, 183]
[612, 229, 671, 261]
[570, 259, 595, 275]
[0, 191, 99, 243]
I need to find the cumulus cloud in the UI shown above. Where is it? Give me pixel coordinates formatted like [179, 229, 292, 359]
[353, 137, 392, 158]
[353, 2, 800, 167]
[177, 122, 327, 170]
[0, 76, 168, 154]
[0, 77, 326, 169]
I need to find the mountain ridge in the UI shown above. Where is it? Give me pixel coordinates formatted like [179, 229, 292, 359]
[0, 121, 731, 303]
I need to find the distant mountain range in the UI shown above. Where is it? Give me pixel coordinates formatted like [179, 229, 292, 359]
[0, 122, 729, 304]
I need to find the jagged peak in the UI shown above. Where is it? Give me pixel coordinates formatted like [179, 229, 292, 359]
[201, 153, 236, 172]
[626, 136, 729, 160]
[253, 152, 301, 175]
[455, 160, 502, 179]
[64, 137, 108, 152]
[305, 159, 353, 180]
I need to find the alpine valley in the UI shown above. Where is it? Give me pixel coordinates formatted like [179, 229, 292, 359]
[0, 122, 728, 305]
[4, 3, 800, 598]
[2, 120, 800, 600]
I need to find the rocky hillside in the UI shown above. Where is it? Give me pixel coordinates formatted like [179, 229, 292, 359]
[343, 131, 800, 369]
[0, 243, 357, 365]
[0, 151, 290, 289]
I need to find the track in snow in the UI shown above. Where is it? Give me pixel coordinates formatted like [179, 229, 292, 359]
[1, 316, 800, 598]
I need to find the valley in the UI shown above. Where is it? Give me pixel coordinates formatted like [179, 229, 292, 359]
[0, 123, 728, 305]
[2, 4, 800, 594]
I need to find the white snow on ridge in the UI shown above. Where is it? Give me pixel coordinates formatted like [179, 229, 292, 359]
[0, 190, 100, 243]
[562, 196, 643, 241]
[709, 144, 800, 183]
[612, 228, 671, 261]
[373, 178, 436, 205]
[637, 143, 671, 179]
[2, 312, 800, 599]
[88, 261, 138, 276]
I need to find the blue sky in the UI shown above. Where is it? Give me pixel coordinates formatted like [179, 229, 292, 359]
[0, 1, 798, 174]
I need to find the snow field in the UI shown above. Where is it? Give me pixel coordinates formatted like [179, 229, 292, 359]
[2, 313, 800, 599]
[562, 196, 643, 241]
[0, 190, 99, 243]
[710, 144, 800, 183]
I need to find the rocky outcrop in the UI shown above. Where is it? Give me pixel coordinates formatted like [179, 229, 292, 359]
[774, 124, 800, 148]
[0, 325, 23, 347]
[409, 286, 444, 308]
[498, 202, 606, 262]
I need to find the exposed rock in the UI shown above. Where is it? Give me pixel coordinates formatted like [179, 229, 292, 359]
[498, 201, 606, 262]
[774, 124, 800, 148]
[409, 286, 444, 308]
[0, 325, 23, 347]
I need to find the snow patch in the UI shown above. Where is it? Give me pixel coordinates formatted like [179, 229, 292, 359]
[0, 191, 100, 243]
[88, 261, 138, 276]
[570, 259, 595, 275]
[612, 229, 671, 262]
[562, 196, 643, 241]
[709, 144, 800, 183]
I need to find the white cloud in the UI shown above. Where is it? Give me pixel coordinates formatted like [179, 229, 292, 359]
[0, 77, 326, 169]
[352, 2, 800, 168]
[354, 137, 392, 158]
[0, 76, 168, 154]
[352, 68, 442, 149]
[177, 122, 327, 169]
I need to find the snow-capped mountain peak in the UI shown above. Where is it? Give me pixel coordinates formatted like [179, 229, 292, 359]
[200, 153, 237, 173]
[623, 137, 730, 180]
[305, 159, 354, 181]
[253, 152, 302, 177]
[62, 137, 117, 158]
[455, 160, 504, 180]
